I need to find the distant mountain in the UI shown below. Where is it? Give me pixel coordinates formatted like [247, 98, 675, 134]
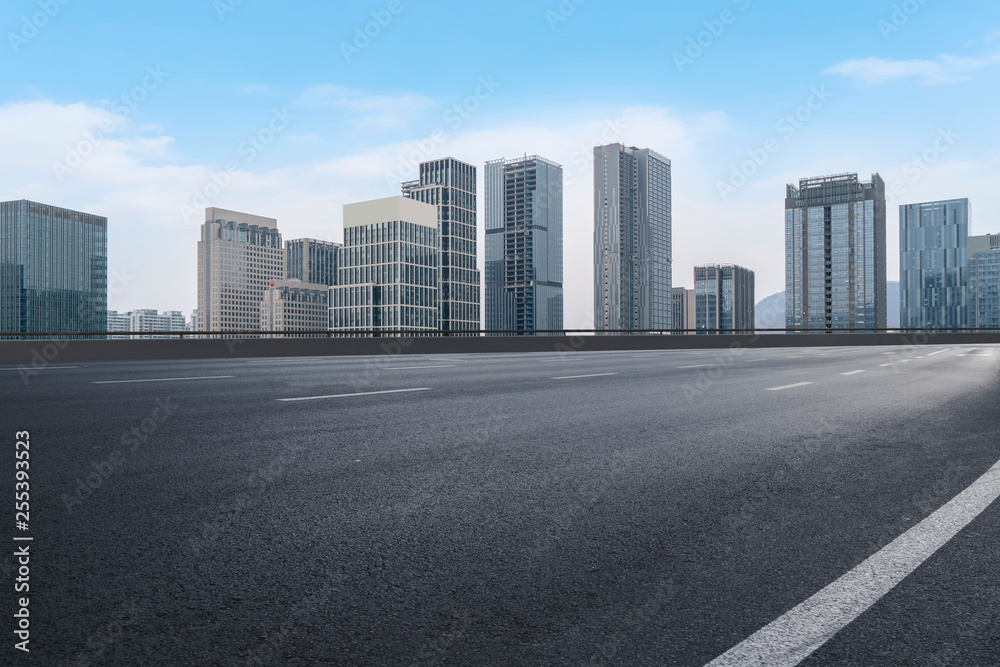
[754, 282, 900, 331]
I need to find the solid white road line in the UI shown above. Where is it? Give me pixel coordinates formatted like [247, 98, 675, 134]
[706, 458, 1000, 667]
[842, 370, 866, 376]
[766, 382, 813, 392]
[552, 373, 618, 380]
[385, 365, 456, 371]
[540, 358, 584, 363]
[93, 376, 234, 385]
[0, 366, 79, 371]
[278, 388, 431, 402]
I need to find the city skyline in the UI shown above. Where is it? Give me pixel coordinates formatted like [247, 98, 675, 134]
[4, 3, 1000, 326]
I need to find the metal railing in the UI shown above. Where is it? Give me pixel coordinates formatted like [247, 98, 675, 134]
[3, 327, 1000, 340]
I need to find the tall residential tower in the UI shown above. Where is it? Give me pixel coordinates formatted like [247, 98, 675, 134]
[785, 173, 887, 331]
[485, 156, 563, 334]
[403, 158, 480, 334]
[594, 144, 672, 332]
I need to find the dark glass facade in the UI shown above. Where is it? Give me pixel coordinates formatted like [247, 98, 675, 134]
[286, 238, 340, 287]
[785, 174, 887, 331]
[899, 199, 969, 331]
[0, 200, 107, 338]
[402, 158, 480, 334]
[694, 264, 755, 334]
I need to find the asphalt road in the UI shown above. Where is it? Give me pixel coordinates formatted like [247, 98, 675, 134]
[2, 344, 999, 666]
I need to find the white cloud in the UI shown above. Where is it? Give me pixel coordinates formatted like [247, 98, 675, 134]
[825, 54, 1000, 86]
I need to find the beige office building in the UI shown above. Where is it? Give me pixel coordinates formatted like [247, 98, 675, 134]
[260, 279, 330, 338]
[197, 207, 284, 337]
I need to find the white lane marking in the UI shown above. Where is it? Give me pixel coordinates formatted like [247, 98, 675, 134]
[766, 382, 813, 392]
[879, 363, 893, 368]
[927, 348, 951, 356]
[385, 365, 456, 371]
[900, 359, 911, 363]
[93, 376, 234, 385]
[279, 388, 431, 402]
[706, 458, 1000, 667]
[679, 364, 714, 369]
[540, 358, 584, 363]
[0, 366, 79, 371]
[553, 373, 619, 380]
[842, 370, 866, 376]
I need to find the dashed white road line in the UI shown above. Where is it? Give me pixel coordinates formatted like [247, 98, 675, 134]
[706, 458, 1000, 667]
[279, 388, 431, 402]
[842, 370, 866, 376]
[385, 365, 456, 371]
[553, 373, 618, 380]
[927, 348, 951, 356]
[678, 364, 714, 369]
[93, 376, 234, 385]
[879, 363, 893, 368]
[766, 382, 813, 392]
[0, 366, 79, 371]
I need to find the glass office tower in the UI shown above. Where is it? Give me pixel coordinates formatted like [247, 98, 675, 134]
[785, 173, 887, 331]
[286, 238, 340, 287]
[694, 264, 755, 334]
[0, 199, 107, 338]
[900, 199, 969, 331]
[484, 155, 563, 335]
[594, 144, 672, 333]
[969, 233, 1000, 330]
[402, 158, 480, 335]
[331, 197, 439, 336]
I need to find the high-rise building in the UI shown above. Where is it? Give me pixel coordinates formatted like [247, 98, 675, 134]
[0, 200, 107, 338]
[969, 233, 1000, 330]
[900, 199, 969, 331]
[330, 197, 439, 336]
[594, 144, 672, 333]
[484, 155, 563, 335]
[785, 173, 887, 331]
[286, 238, 340, 287]
[694, 264, 755, 334]
[671, 287, 696, 333]
[402, 158, 480, 334]
[197, 208, 284, 337]
[261, 279, 330, 338]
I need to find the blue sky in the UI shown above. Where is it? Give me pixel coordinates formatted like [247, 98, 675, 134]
[3, 0, 1000, 324]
